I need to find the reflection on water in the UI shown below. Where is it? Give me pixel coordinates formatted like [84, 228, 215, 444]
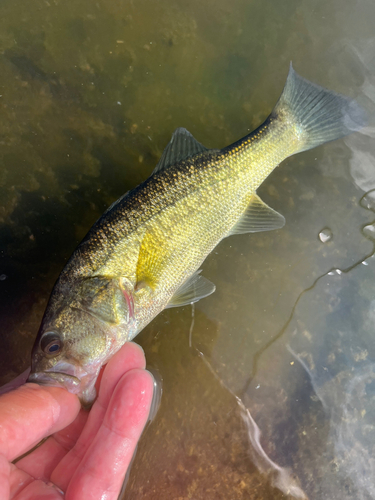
[0, 0, 375, 498]
[245, 254, 375, 499]
[318, 227, 333, 243]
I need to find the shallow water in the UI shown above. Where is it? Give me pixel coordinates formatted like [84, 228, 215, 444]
[1, 0, 375, 498]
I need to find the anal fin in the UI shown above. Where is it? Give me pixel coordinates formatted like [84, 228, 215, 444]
[229, 193, 285, 235]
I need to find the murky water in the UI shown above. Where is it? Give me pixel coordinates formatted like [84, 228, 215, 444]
[1, 0, 375, 498]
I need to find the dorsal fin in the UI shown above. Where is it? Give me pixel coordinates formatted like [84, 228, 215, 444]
[166, 270, 216, 308]
[103, 191, 129, 215]
[228, 194, 285, 235]
[153, 127, 208, 174]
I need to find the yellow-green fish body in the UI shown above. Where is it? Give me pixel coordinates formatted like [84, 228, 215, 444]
[28, 65, 363, 405]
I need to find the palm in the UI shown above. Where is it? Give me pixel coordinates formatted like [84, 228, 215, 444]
[0, 342, 153, 500]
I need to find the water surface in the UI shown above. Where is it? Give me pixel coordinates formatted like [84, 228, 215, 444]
[0, 0, 375, 498]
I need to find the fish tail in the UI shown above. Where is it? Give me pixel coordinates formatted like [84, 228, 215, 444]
[273, 63, 365, 153]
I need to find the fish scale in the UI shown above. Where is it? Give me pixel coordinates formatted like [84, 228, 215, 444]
[84, 120, 294, 281]
[28, 64, 364, 405]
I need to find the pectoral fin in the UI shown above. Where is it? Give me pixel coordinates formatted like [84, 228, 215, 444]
[136, 231, 162, 291]
[153, 127, 208, 174]
[166, 271, 216, 308]
[229, 194, 285, 235]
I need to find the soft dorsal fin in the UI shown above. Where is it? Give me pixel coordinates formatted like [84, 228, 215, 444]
[166, 271, 216, 308]
[229, 194, 285, 235]
[153, 127, 208, 174]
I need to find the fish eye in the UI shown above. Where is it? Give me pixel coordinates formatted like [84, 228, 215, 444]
[40, 332, 63, 356]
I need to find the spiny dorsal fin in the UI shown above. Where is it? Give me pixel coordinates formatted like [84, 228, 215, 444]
[103, 191, 129, 215]
[229, 193, 285, 235]
[166, 271, 216, 308]
[153, 127, 208, 174]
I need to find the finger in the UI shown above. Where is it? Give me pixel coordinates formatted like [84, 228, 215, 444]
[66, 369, 153, 500]
[16, 410, 89, 481]
[51, 342, 146, 491]
[9, 463, 33, 498]
[98, 342, 146, 408]
[12, 479, 64, 500]
[9, 463, 64, 500]
[14, 438, 66, 484]
[52, 409, 89, 451]
[0, 384, 80, 462]
[0, 454, 10, 500]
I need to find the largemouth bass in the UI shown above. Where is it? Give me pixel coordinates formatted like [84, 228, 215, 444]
[28, 65, 363, 405]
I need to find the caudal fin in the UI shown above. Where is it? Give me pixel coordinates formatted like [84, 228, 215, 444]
[274, 63, 365, 153]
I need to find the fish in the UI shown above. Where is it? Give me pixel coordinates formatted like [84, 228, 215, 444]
[27, 64, 364, 405]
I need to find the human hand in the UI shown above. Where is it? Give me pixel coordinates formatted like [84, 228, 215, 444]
[0, 342, 154, 500]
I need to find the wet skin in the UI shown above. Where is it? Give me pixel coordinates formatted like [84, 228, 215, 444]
[0, 342, 153, 500]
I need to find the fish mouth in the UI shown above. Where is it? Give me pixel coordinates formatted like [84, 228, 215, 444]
[27, 371, 82, 393]
[28, 361, 99, 405]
